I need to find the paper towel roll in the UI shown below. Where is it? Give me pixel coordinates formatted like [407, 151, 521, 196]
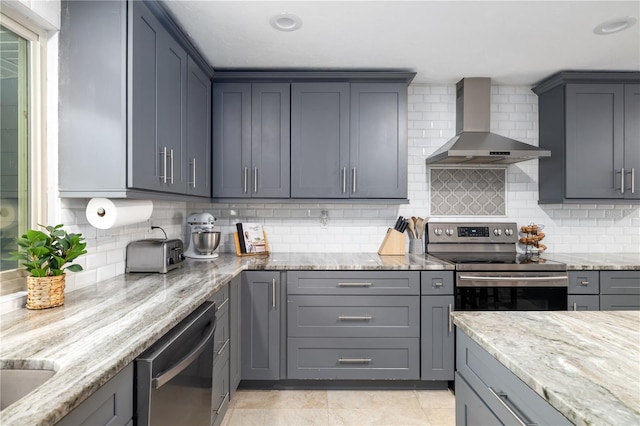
[86, 198, 153, 229]
[0, 199, 18, 230]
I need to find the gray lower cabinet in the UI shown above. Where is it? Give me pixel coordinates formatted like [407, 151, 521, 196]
[229, 275, 241, 397]
[455, 331, 570, 426]
[287, 271, 420, 380]
[421, 271, 454, 381]
[59, 0, 211, 199]
[600, 271, 640, 310]
[567, 271, 599, 311]
[241, 271, 281, 380]
[56, 364, 133, 426]
[533, 72, 640, 203]
[291, 82, 350, 198]
[211, 284, 230, 426]
[350, 83, 408, 199]
[211, 83, 290, 198]
[568, 295, 600, 311]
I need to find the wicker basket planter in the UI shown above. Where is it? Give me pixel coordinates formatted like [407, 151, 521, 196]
[26, 274, 66, 310]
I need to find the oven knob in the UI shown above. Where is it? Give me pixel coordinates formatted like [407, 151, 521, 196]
[434, 228, 443, 236]
[445, 228, 454, 236]
[504, 228, 514, 236]
[493, 228, 502, 237]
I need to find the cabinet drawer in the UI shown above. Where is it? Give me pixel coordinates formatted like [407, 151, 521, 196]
[568, 294, 600, 311]
[287, 271, 419, 295]
[456, 332, 570, 425]
[567, 271, 599, 295]
[287, 337, 419, 379]
[214, 310, 230, 368]
[600, 271, 640, 295]
[212, 355, 230, 426]
[288, 295, 419, 338]
[421, 271, 454, 295]
[211, 284, 230, 314]
[600, 294, 640, 310]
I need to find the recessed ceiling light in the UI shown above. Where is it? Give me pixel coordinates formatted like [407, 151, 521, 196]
[270, 13, 303, 32]
[594, 17, 637, 35]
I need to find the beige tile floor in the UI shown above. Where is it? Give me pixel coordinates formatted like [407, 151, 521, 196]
[221, 389, 455, 426]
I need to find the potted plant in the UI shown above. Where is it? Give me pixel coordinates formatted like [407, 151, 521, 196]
[9, 224, 87, 309]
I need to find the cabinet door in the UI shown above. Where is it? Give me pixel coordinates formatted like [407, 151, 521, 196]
[350, 83, 408, 199]
[241, 271, 280, 380]
[156, 31, 187, 193]
[185, 57, 211, 197]
[568, 295, 600, 311]
[291, 83, 350, 198]
[421, 295, 454, 381]
[565, 84, 625, 199]
[624, 84, 640, 199]
[129, 1, 163, 192]
[251, 83, 290, 198]
[455, 372, 501, 426]
[212, 83, 252, 197]
[229, 275, 241, 397]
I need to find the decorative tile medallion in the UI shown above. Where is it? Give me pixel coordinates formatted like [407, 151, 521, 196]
[430, 168, 506, 216]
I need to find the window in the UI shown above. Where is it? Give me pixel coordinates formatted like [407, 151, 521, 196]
[0, 12, 47, 294]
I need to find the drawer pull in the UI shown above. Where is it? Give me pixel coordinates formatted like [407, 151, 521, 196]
[573, 302, 577, 311]
[488, 387, 533, 426]
[214, 392, 229, 414]
[338, 316, 372, 321]
[448, 303, 453, 333]
[338, 358, 372, 364]
[215, 298, 229, 312]
[337, 282, 372, 287]
[216, 338, 230, 356]
[578, 281, 589, 287]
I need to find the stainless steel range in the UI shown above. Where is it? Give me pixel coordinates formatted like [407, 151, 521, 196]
[426, 222, 568, 311]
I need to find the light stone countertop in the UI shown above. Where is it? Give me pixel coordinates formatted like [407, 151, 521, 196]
[0, 252, 451, 426]
[452, 311, 640, 426]
[542, 252, 640, 270]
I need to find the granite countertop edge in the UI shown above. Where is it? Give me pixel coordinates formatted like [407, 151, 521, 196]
[0, 253, 451, 426]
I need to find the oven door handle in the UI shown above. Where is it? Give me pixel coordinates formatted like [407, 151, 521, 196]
[151, 320, 215, 389]
[458, 275, 568, 287]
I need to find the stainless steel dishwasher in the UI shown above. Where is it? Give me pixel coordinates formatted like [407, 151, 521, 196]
[135, 301, 215, 426]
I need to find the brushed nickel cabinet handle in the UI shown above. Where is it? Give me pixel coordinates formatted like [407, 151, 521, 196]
[338, 316, 372, 321]
[352, 167, 357, 193]
[619, 168, 625, 194]
[487, 387, 532, 426]
[192, 158, 196, 188]
[337, 282, 372, 287]
[215, 298, 229, 312]
[448, 303, 453, 333]
[628, 168, 635, 194]
[338, 358, 371, 364]
[254, 167, 258, 194]
[573, 302, 577, 311]
[216, 338, 229, 356]
[214, 392, 229, 414]
[170, 149, 174, 184]
[243, 167, 248, 194]
[342, 167, 347, 193]
[160, 147, 167, 183]
[272, 278, 276, 308]
[579, 280, 589, 287]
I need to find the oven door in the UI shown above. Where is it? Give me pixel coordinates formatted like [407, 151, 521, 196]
[455, 271, 568, 311]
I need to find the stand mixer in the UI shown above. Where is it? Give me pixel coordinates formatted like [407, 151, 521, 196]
[185, 212, 221, 259]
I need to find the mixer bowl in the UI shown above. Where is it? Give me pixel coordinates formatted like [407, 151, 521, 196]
[192, 231, 221, 255]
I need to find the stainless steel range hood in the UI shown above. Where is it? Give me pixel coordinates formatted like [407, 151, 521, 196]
[425, 78, 551, 165]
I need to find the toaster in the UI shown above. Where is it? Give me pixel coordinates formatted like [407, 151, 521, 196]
[126, 239, 184, 273]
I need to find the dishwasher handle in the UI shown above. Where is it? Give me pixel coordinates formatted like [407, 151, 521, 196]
[151, 319, 215, 389]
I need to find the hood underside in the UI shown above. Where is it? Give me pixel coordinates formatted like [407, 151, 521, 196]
[425, 77, 551, 165]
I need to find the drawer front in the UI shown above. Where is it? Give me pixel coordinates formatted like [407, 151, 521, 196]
[456, 331, 571, 425]
[288, 295, 419, 338]
[600, 271, 640, 295]
[287, 271, 420, 295]
[212, 355, 230, 426]
[287, 337, 420, 380]
[421, 271, 454, 295]
[600, 294, 640, 310]
[567, 271, 599, 295]
[213, 310, 230, 368]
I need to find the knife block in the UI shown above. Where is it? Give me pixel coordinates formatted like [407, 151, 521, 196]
[377, 228, 406, 256]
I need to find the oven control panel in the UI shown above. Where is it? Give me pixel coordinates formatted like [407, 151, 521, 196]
[426, 222, 518, 244]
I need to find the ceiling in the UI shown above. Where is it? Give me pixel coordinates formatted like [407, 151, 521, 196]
[161, 1, 640, 85]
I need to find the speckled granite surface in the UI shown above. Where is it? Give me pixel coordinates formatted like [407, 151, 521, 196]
[452, 311, 640, 426]
[543, 252, 640, 270]
[0, 253, 451, 426]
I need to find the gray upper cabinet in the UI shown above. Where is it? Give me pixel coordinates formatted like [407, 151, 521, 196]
[211, 83, 290, 198]
[211, 72, 414, 201]
[350, 83, 408, 199]
[185, 57, 211, 197]
[533, 72, 640, 203]
[59, 0, 212, 199]
[291, 83, 350, 198]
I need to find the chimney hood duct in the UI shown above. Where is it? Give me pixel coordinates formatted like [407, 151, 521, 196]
[425, 78, 551, 165]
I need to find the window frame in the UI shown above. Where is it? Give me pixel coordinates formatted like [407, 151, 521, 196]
[0, 10, 48, 289]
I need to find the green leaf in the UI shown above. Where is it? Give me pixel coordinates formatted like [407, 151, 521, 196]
[65, 264, 83, 272]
